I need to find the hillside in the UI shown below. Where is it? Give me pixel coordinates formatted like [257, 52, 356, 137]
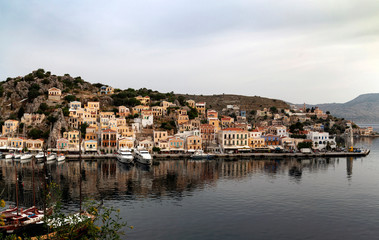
[305, 93, 379, 124]
[181, 94, 289, 113]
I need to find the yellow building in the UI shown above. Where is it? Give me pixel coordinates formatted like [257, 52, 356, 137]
[153, 131, 168, 145]
[208, 118, 220, 132]
[84, 140, 98, 152]
[117, 125, 134, 138]
[25, 139, 44, 151]
[132, 105, 150, 115]
[177, 114, 189, 125]
[63, 130, 80, 149]
[195, 102, 206, 116]
[2, 120, 19, 136]
[118, 138, 134, 149]
[9, 137, 24, 150]
[186, 99, 196, 108]
[136, 96, 151, 105]
[48, 87, 62, 101]
[186, 135, 202, 151]
[152, 106, 165, 117]
[118, 106, 130, 117]
[248, 138, 265, 149]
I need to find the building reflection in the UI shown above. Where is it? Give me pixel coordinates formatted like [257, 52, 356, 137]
[0, 157, 341, 207]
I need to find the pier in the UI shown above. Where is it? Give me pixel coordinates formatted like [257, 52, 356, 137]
[64, 150, 370, 161]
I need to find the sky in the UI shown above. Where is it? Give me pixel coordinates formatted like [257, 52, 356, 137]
[1, 0, 379, 104]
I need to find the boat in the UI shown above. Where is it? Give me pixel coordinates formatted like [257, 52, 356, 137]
[57, 154, 66, 162]
[5, 153, 14, 160]
[0, 206, 52, 234]
[46, 153, 57, 162]
[116, 148, 134, 164]
[35, 152, 46, 163]
[13, 153, 21, 161]
[191, 150, 215, 160]
[20, 153, 33, 160]
[135, 149, 152, 165]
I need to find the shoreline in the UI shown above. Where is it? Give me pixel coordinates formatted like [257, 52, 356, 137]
[63, 150, 370, 161]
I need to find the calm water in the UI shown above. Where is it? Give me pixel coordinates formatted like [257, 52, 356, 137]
[1, 137, 379, 240]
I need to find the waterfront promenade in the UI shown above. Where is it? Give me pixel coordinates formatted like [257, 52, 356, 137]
[64, 150, 370, 161]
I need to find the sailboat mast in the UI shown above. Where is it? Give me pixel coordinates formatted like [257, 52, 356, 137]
[32, 156, 36, 207]
[15, 164, 19, 215]
[79, 124, 82, 212]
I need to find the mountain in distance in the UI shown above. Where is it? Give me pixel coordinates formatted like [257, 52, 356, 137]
[305, 93, 379, 124]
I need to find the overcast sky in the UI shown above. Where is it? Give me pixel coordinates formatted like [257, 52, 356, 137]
[1, 0, 379, 104]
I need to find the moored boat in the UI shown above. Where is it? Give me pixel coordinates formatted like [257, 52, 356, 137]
[47, 153, 57, 162]
[57, 154, 65, 162]
[116, 148, 134, 164]
[191, 150, 215, 160]
[135, 149, 152, 165]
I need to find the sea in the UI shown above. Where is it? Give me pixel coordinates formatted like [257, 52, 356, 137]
[1, 137, 379, 240]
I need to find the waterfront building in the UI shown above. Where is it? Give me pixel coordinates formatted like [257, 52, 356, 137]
[248, 137, 265, 149]
[0, 137, 8, 149]
[306, 131, 336, 150]
[168, 136, 185, 152]
[137, 139, 153, 153]
[218, 128, 250, 152]
[56, 138, 69, 151]
[186, 135, 202, 152]
[63, 130, 80, 150]
[263, 134, 280, 147]
[84, 140, 98, 152]
[200, 124, 216, 143]
[101, 129, 117, 153]
[8, 137, 24, 150]
[25, 139, 43, 151]
[48, 87, 61, 101]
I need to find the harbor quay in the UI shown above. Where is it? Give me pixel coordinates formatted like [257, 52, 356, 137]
[63, 150, 370, 161]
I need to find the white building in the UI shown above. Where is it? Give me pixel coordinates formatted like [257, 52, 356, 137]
[306, 131, 336, 150]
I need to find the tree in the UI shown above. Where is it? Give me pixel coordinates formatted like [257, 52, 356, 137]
[153, 147, 161, 152]
[270, 106, 278, 113]
[36, 68, 45, 78]
[298, 141, 312, 149]
[28, 83, 40, 102]
[80, 123, 89, 137]
[17, 106, 25, 119]
[64, 95, 76, 102]
[28, 128, 44, 139]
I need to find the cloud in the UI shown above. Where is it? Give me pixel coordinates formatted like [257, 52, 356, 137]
[1, 0, 379, 104]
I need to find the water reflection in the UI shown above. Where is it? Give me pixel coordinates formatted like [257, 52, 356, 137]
[0, 157, 357, 208]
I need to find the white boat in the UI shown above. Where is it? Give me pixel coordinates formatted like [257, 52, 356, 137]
[116, 148, 134, 164]
[14, 153, 21, 160]
[135, 149, 152, 165]
[5, 153, 13, 159]
[46, 153, 57, 162]
[20, 153, 33, 160]
[57, 154, 65, 162]
[191, 150, 215, 160]
[35, 152, 46, 159]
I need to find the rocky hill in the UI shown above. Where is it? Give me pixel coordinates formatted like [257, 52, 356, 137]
[181, 94, 289, 113]
[305, 93, 379, 124]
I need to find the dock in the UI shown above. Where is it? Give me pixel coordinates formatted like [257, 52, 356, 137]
[64, 150, 370, 161]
